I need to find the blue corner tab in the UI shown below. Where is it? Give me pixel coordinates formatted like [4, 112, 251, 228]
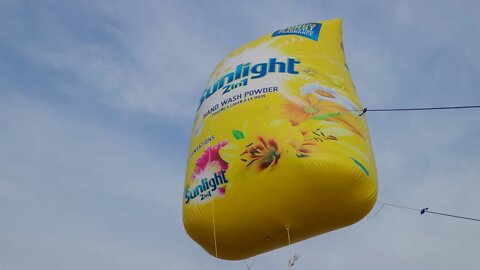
[272, 23, 322, 41]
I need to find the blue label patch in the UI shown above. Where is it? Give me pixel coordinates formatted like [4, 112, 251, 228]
[272, 23, 322, 41]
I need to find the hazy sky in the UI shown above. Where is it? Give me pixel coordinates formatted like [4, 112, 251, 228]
[1, 1, 479, 269]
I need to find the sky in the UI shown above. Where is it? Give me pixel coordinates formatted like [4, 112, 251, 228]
[1, 0, 479, 269]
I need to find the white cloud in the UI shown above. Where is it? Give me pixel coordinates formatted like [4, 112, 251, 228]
[0, 92, 189, 268]
[1, 1, 480, 269]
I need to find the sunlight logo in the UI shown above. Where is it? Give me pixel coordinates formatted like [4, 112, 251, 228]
[198, 58, 300, 110]
[185, 170, 228, 204]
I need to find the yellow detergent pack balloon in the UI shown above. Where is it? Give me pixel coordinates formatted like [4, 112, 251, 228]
[183, 18, 377, 260]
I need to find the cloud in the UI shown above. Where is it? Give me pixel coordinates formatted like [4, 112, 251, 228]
[0, 91, 189, 269]
[1, 1, 480, 269]
[1, 1, 226, 122]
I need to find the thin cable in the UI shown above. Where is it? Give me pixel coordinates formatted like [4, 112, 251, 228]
[367, 202, 386, 218]
[285, 227, 300, 270]
[242, 257, 256, 270]
[382, 202, 420, 212]
[208, 128, 219, 258]
[184, 234, 210, 270]
[358, 105, 480, 116]
[369, 201, 480, 222]
[211, 200, 218, 257]
[425, 210, 480, 222]
[286, 227, 291, 245]
[369, 105, 480, 112]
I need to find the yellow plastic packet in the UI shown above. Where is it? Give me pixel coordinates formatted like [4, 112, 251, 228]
[183, 18, 377, 260]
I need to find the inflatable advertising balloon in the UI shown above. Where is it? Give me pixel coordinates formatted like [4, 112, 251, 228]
[183, 18, 377, 260]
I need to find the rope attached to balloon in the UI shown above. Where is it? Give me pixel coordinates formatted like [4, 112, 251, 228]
[368, 202, 480, 222]
[286, 227, 299, 270]
[358, 105, 480, 116]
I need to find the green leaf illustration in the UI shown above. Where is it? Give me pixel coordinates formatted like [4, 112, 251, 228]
[311, 112, 340, 121]
[351, 157, 369, 176]
[232, 129, 245, 140]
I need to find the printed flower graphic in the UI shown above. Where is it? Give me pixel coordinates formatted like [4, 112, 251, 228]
[186, 141, 230, 204]
[296, 127, 338, 157]
[192, 141, 229, 181]
[220, 119, 303, 177]
[300, 83, 360, 113]
[294, 119, 372, 174]
[283, 89, 365, 139]
[241, 136, 281, 170]
[284, 93, 326, 125]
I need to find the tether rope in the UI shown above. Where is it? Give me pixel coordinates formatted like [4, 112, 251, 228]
[368, 201, 480, 222]
[358, 105, 480, 116]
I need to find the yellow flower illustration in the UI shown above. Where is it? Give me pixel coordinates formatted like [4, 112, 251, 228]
[296, 119, 373, 168]
[284, 93, 324, 125]
[296, 127, 338, 157]
[283, 93, 365, 139]
[220, 119, 303, 178]
[241, 136, 280, 170]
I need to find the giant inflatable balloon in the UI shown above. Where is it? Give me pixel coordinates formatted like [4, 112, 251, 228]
[183, 18, 377, 260]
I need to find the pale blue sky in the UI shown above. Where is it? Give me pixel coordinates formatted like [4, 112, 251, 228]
[1, 1, 480, 269]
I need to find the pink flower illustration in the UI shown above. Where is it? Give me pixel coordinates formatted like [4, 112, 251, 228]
[217, 187, 226, 195]
[192, 141, 229, 181]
